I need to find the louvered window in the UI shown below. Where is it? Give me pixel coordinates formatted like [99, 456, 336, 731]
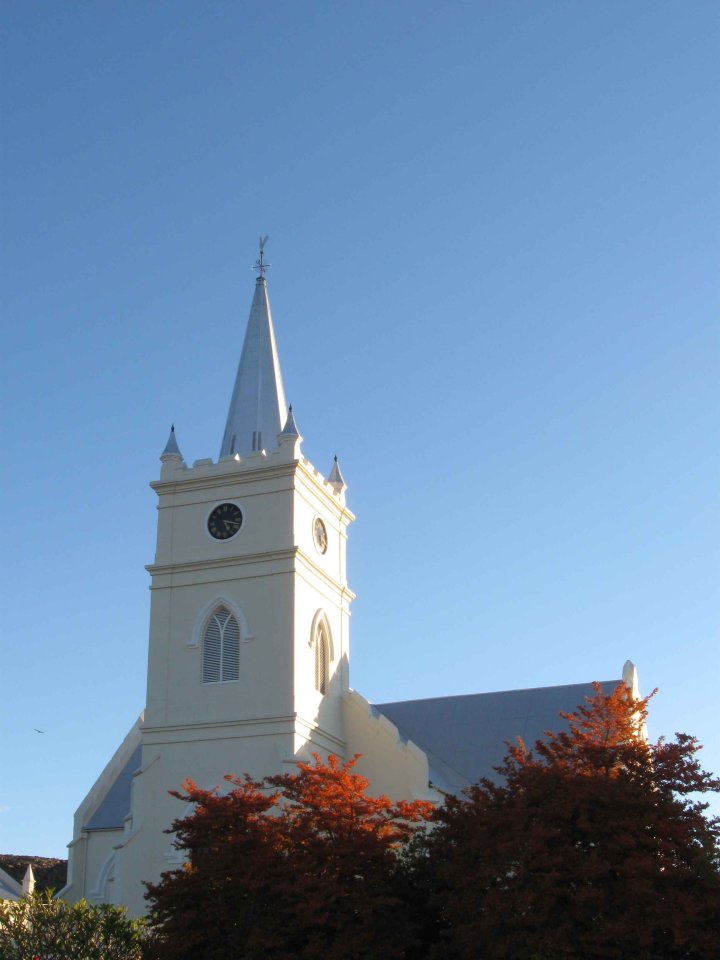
[314, 623, 329, 695]
[203, 606, 240, 683]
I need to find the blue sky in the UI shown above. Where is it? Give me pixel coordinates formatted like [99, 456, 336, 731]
[1, 1, 718, 858]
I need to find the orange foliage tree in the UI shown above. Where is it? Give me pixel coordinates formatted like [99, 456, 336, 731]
[144, 754, 433, 960]
[417, 683, 720, 960]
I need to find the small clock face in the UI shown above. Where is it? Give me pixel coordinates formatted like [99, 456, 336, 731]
[208, 502, 243, 540]
[313, 517, 328, 554]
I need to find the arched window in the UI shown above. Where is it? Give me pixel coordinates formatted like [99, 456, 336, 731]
[202, 606, 240, 683]
[314, 620, 330, 695]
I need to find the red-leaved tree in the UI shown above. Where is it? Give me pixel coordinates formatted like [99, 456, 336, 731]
[143, 776, 283, 960]
[418, 683, 720, 960]
[265, 754, 433, 959]
[145, 754, 433, 960]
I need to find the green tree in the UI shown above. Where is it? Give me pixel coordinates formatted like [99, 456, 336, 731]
[0, 891, 147, 960]
[418, 683, 720, 960]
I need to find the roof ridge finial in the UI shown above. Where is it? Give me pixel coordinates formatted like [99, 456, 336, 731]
[328, 454, 346, 495]
[22, 863, 36, 895]
[253, 236, 270, 282]
[160, 424, 184, 463]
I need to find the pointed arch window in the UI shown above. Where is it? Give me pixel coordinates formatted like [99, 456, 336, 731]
[314, 621, 330, 695]
[91, 853, 116, 901]
[202, 606, 240, 683]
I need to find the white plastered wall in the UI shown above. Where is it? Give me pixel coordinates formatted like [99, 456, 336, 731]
[343, 690, 441, 804]
[291, 459, 354, 759]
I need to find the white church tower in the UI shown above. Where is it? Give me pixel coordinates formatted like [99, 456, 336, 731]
[61, 244, 441, 915]
[143, 243, 354, 760]
[62, 244, 353, 914]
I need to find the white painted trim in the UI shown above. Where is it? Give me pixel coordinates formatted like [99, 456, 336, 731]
[189, 595, 253, 648]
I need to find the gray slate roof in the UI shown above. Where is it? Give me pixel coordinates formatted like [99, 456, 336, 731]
[85, 744, 142, 831]
[377, 679, 621, 792]
[0, 865, 21, 900]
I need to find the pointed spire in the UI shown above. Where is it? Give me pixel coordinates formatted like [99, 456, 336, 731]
[328, 455, 346, 494]
[279, 404, 299, 438]
[220, 246, 287, 458]
[160, 424, 183, 462]
[22, 864, 35, 896]
[277, 403, 303, 460]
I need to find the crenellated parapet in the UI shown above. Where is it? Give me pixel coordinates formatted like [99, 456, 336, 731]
[343, 689, 443, 804]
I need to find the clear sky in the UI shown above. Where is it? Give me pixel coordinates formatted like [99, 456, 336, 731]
[1, 1, 718, 859]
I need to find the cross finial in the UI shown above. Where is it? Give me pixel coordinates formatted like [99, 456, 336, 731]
[254, 236, 270, 281]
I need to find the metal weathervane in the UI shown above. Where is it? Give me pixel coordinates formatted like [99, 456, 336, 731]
[254, 236, 270, 279]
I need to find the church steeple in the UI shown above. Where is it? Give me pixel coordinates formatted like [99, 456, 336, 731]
[220, 239, 287, 458]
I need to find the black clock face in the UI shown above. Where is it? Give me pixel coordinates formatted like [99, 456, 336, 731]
[208, 502, 243, 540]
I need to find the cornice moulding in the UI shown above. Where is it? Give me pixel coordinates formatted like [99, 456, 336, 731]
[139, 714, 348, 749]
[141, 713, 298, 741]
[146, 547, 298, 578]
[147, 546, 354, 600]
[295, 548, 356, 601]
[151, 460, 298, 495]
